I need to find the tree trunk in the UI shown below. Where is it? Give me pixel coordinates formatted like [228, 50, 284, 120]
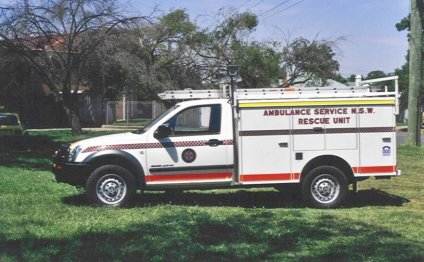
[64, 104, 82, 136]
[407, 0, 423, 145]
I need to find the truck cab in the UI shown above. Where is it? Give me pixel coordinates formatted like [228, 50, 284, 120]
[53, 99, 235, 206]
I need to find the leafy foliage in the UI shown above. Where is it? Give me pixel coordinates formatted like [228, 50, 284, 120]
[134, 9, 200, 96]
[396, 15, 410, 32]
[281, 38, 339, 87]
[234, 42, 282, 89]
[395, 61, 409, 113]
[189, 11, 261, 80]
[366, 70, 387, 79]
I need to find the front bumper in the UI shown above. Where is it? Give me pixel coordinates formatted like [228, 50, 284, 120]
[52, 145, 92, 187]
[52, 162, 92, 186]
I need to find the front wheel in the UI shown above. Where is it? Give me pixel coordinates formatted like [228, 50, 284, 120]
[86, 165, 136, 207]
[301, 166, 348, 208]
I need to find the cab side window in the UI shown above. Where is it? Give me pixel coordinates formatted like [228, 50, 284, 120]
[167, 105, 221, 135]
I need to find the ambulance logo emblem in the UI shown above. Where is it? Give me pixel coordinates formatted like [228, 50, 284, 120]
[182, 149, 196, 163]
[382, 146, 391, 156]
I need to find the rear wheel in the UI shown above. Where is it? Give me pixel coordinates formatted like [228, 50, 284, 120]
[86, 165, 136, 207]
[301, 166, 348, 208]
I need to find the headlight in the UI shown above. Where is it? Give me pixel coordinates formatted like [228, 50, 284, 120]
[68, 145, 83, 162]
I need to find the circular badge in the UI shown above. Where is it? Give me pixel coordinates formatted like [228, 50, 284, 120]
[182, 149, 196, 163]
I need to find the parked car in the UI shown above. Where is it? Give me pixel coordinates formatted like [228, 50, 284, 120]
[0, 113, 28, 146]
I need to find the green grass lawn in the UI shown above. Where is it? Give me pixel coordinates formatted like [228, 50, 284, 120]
[0, 131, 423, 261]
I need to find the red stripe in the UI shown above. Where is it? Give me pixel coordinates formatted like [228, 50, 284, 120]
[146, 172, 232, 182]
[240, 173, 295, 182]
[353, 165, 396, 173]
[293, 173, 301, 180]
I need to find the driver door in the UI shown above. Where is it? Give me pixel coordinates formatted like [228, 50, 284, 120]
[145, 104, 233, 186]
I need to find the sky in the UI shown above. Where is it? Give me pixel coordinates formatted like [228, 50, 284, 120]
[128, 1, 410, 77]
[0, 0, 409, 76]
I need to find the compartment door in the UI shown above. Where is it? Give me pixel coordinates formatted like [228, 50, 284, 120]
[325, 106, 358, 150]
[358, 105, 396, 176]
[238, 108, 293, 184]
[292, 107, 325, 151]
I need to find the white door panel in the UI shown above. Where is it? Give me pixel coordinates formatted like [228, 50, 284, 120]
[145, 104, 232, 185]
[292, 107, 325, 151]
[238, 108, 292, 183]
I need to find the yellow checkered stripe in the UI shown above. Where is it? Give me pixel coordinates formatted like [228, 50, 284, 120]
[238, 99, 395, 108]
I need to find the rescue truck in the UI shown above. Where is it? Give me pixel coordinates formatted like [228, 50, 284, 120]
[52, 74, 401, 208]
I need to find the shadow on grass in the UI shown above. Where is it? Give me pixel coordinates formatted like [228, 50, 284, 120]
[0, 209, 422, 261]
[0, 135, 62, 170]
[63, 188, 409, 209]
[0, 130, 120, 171]
[347, 188, 410, 207]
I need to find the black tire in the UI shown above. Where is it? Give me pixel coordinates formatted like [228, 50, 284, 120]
[86, 165, 136, 207]
[300, 166, 348, 208]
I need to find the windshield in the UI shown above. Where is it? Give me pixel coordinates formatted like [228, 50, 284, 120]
[0, 114, 19, 126]
[132, 105, 179, 134]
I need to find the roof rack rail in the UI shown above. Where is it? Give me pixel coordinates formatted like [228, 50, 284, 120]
[158, 75, 399, 113]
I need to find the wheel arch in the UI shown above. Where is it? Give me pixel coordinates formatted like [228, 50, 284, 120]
[300, 155, 354, 184]
[83, 150, 145, 188]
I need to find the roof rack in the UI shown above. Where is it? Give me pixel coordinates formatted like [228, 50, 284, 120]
[157, 75, 399, 113]
[158, 85, 390, 100]
[158, 89, 228, 100]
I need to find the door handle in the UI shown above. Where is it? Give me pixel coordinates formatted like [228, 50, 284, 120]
[205, 139, 224, 147]
[313, 127, 324, 133]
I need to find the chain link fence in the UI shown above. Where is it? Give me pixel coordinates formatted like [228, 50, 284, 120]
[105, 101, 166, 126]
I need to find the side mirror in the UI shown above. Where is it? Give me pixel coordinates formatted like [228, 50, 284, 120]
[154, 124, 173, 139]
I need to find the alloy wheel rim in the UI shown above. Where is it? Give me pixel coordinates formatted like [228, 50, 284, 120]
[310, 174, 340, 204]
[96, 174, 127, 204]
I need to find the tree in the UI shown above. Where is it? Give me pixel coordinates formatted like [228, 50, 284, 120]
[395, 23, 412, 123]
[191, 11, 339, 89]
[122, 10, 281, 93]
[87, 9, 202, 102]
[134, 9, 200, 96]
[280, 38, 339, 87]
[0, 0, 139, 135]
[394, 62, 410, 115]
[234, 41, 282, 89]
[333, 74, 348, 84]
[366, 70, 387, 80]
[347, 74, 357, 82]
[190, 11, 259, 82]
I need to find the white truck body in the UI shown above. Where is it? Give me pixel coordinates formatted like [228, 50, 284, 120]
[237, 97, 397, 183]
[53, 75, 400, 207]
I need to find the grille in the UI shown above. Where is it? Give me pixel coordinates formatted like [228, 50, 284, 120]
[53, 144, 70, 163]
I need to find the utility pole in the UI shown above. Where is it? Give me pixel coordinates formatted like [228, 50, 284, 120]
[407, 0, 423, 145]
